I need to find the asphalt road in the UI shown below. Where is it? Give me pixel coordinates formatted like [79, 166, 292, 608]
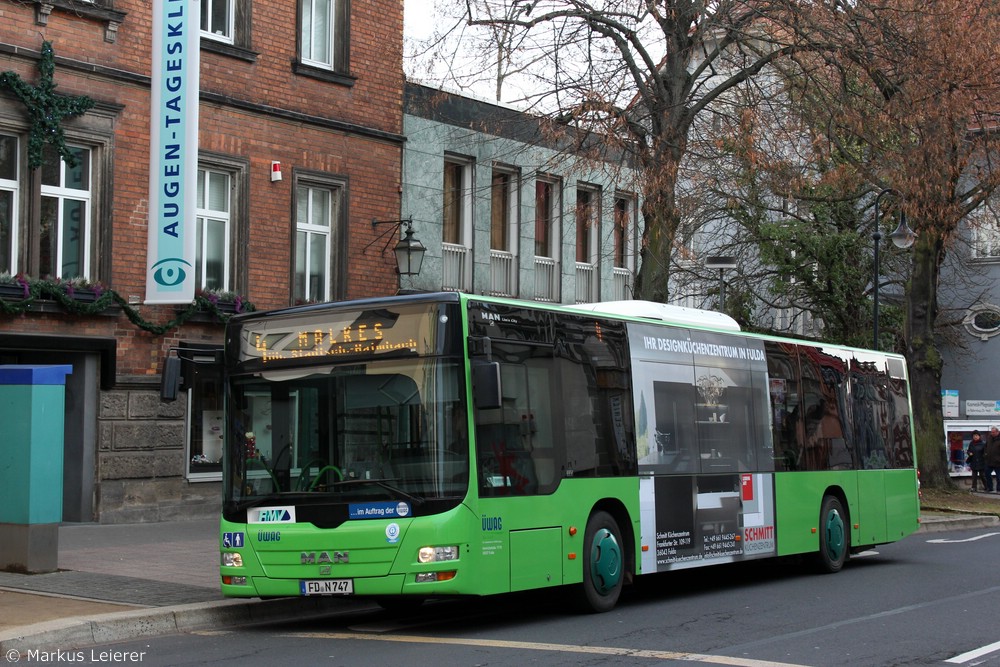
[57, 523, 1000, 667]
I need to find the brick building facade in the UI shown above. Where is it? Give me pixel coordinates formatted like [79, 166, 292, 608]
[0, 0, 405, 522]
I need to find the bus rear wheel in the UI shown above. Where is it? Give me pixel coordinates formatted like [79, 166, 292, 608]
[815, 495, 849, 573]
[578, 510, 624, 613]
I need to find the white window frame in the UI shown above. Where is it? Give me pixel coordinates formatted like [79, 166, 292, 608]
[489, 166, 519, 296]
[612, 194, 637, 300]
[533, 176, 561, 302]
[971, 210, 1000, 260]
[40, 144, 92, 279]
[490, 167, 518, 252]
[301, 0, 339, 70]
[0, 133, 19, 275]
[613, 194, 637, 272]
[195, 167, 232, 290]
[295, 183, 336, 303]
[200, 0, 235, 43]
[575, 184, 599, 265]
[442, 157, 474, 292]
[443, 157, 474, 248]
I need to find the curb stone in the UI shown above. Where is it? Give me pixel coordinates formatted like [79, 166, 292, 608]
[0, 597, 373, 655]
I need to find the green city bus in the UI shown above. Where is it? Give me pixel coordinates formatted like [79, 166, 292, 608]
[212, 291, 919, 612]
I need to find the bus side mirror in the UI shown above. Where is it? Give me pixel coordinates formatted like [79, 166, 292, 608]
[472, 361, 502, 410]
[160, 355, 183, 402]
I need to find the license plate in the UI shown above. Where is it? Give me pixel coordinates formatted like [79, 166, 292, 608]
[300, 579, 354, 595]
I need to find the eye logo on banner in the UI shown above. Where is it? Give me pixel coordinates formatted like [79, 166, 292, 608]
[150, 257, 191, 287]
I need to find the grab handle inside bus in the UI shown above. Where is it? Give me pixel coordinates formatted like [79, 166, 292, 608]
[472, 361, 502, 410]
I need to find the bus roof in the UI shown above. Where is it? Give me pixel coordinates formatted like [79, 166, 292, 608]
[573, 300, 742, 332]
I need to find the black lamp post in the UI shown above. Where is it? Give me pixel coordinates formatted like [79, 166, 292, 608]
[370, 216, 426, 277]
[872, 190, 916, 350]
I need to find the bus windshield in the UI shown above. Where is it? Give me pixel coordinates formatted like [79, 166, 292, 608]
[224, 357, 469, 507]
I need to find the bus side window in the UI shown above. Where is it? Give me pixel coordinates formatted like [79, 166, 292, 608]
[765, 341, 801, 471]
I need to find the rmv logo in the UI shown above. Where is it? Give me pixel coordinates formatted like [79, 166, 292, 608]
[258, 509, 291, 522]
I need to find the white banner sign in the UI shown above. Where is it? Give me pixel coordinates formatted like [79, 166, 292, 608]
[145, 0, 200, 304]
[965, 400, 1000, 417]
[942, 389, 959, 418]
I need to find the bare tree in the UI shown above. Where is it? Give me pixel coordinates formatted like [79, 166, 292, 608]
[442, 0, 807, 302]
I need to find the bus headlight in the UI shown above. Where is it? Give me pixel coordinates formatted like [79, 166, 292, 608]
[221, 552, 244, 567]
[417, 546, 459, 563]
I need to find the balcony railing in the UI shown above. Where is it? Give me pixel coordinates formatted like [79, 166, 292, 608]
[533, 256, 558, 301]
[442, 243, 471, 291]
[489, 249, 516, 297]
[612, 267, 633, 301]
[575, 262, 597, 303]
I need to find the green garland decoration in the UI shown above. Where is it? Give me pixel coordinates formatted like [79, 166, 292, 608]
[0, 278, 256, 335]
[0, 41, 95, 169]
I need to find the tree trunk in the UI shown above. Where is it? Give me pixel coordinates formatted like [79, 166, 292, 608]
[633, 149, 684, 303]
[905, 232, 952, 489]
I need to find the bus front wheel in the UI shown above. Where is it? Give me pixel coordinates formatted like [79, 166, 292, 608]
[815, 495, 849, 573]
[578, 510, 624, 613]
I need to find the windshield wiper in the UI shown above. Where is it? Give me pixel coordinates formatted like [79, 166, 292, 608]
[330, 478, 425, 505]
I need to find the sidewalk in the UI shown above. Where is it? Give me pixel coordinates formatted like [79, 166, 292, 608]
[1, 508, 997, 655]
[0, 519, 366, 656]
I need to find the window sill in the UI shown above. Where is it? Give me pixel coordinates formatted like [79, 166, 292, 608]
[292, 61, 357, 87]
[201, 38, 258, 63]
[0, 297, 120, 317]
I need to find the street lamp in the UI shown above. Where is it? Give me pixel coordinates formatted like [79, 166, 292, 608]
[705, 255, 738, 312]
[370, 216, 426, 277]
[872, 190, 916, 350]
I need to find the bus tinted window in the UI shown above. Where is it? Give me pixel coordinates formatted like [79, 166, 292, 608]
[765, 341, 800, 471]
[476, 341, 559, 496]
[800, 346, 854, 471]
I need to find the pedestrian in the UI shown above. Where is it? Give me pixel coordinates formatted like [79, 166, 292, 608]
[967, 430, 988, 493]
[984, 426, 1000, 493]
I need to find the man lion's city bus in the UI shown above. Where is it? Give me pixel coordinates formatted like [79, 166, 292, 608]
[206, 292, 919, 612]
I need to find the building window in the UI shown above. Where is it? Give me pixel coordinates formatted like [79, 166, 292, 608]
[575, 186, 598, 264]
[195, 168, 231, 290]
[489, 168, 518, 297]
[534, 177, 560, 301]
[973, 227, 1000, 259]
[299, 0, 350, 74]
[575, 185, 599, 303]
[1, 101, 116, 281]
[184, 345, 225, 479]
[195, 152, 249, 295]
[40, 144, 92, 280]
[612, 194, 637, 300]
[293, 174, 345, 304]
[0, 133, 18, 274]
[535, 179, 554, 258]
[964, 303, 1000, 340]
[200, 0, 234, 43]
[442, 157, 472, 291]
